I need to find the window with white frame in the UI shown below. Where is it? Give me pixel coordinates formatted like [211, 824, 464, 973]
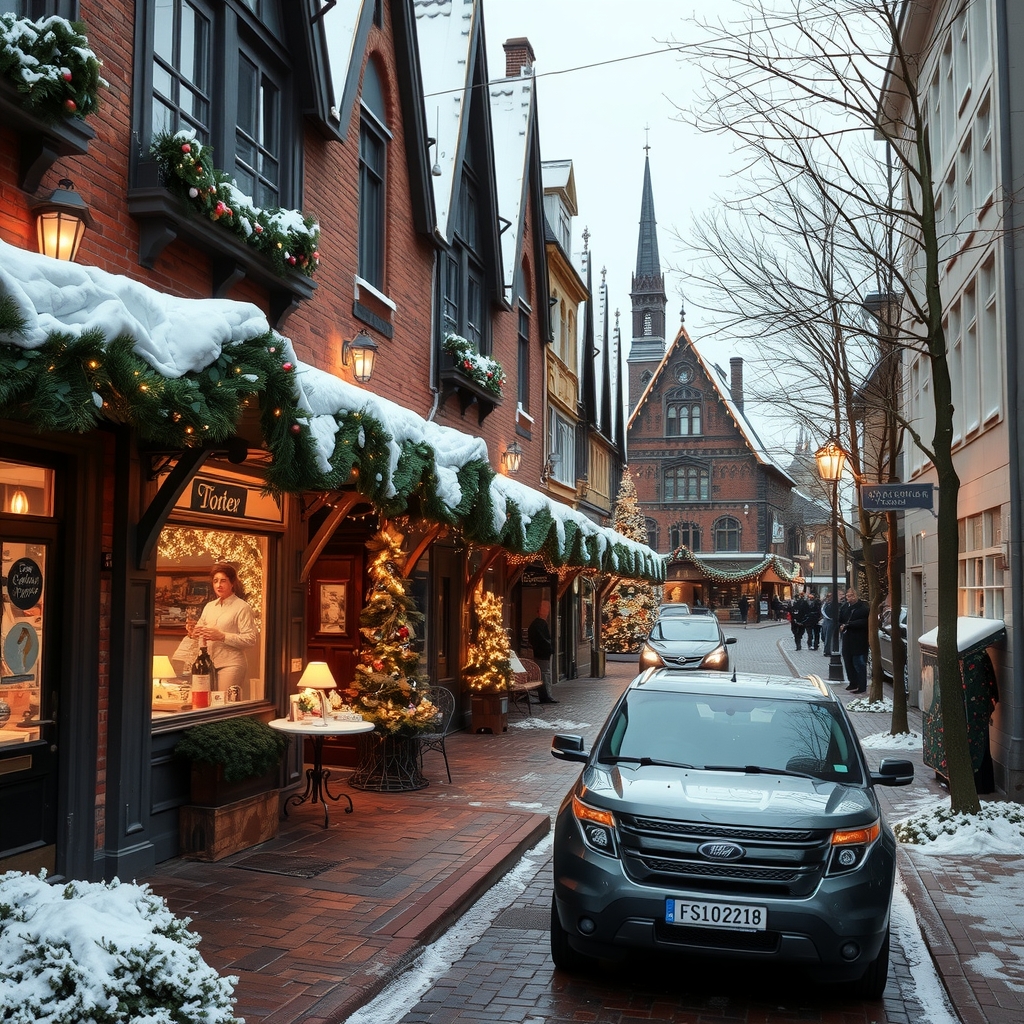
[969, 0, 991, 81]
[980, 255, 1000, 422]
[976, 93, 994, 208]
[548, 408, 576, 485]
[953, 5, 970, 113]
[947, 301, 962, 443]
[963, 281, 979, 434]
[958, 509, 1004, 619]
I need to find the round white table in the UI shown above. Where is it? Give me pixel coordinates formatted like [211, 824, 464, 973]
[268, 718, 375, 827]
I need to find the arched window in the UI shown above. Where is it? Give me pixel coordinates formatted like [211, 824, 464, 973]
[670, 522, 701, 552]
[664, 387, 702, 437]
[644, 518, 659, 549]
[664, 464, 709, 502]
[714, 516, 741, 552]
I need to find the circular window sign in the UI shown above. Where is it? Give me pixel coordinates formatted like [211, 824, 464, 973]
[7, 557, 43, 610]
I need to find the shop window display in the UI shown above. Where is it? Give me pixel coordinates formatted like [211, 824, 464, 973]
[153, 525, 268, 716]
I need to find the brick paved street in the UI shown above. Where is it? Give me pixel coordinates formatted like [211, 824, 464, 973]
[145, 619, 1022, 1024]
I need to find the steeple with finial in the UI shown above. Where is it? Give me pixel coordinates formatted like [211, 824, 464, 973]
[627, 133, 668, 410]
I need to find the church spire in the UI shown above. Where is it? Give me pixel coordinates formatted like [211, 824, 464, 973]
[627, 143, 668, 411]
[635, 147, 661, 278]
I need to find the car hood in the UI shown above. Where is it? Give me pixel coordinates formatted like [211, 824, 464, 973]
[644, 637, 720, 658]
[579, 763, 878, 829]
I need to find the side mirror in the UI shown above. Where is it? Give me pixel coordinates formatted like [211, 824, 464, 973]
[871, 758, 914, 786]
[551, 734, 589, 763]
[726, 636, 737, 645]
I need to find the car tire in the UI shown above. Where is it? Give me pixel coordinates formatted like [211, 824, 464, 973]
[550, 894, 592, 973]
[852, 926, 890, 1000]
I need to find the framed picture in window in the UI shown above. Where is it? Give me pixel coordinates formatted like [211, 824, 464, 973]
[318, 583, 347, 634]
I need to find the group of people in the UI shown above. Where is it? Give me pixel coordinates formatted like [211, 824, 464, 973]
[787, 587, 869, 694]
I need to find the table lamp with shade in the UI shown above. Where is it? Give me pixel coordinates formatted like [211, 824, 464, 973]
[298, 661, 336, 726]
[152, 654, 185, 707]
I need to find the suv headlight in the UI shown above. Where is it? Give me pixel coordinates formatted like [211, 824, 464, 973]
[826, 820, 880, 875]
[639, 645, 663, 669]
[572, 793, 618, 856]
[701, 644, 729, 669]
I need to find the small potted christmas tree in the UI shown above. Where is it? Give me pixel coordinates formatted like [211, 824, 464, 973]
[346, 525, 438, 790]
[463, 586, 513, 734]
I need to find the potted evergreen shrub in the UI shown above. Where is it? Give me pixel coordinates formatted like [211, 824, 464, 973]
[463, 587, 513, 734]
[174, 716, 287, 807]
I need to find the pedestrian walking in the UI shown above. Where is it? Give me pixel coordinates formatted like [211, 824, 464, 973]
[806, 591, 822, 650]
[839, 588, 869, 693]
[820, 591, 834, 655]
[737, 593, 749, 627]
[790, 591, 809, 650]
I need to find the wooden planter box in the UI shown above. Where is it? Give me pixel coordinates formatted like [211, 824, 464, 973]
[471, 692, 508, 734]
[179, 790, 279, 862]
[189, 762, 279, 807]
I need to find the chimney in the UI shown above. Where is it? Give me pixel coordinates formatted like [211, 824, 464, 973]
[730, 357, 744, 412]
[504, 37, 535, 77]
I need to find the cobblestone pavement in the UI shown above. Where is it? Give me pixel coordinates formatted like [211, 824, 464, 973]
[144, 620, 1022, 1024]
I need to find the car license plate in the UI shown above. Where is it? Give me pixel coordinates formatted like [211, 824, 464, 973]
[665, 899, 767, 931]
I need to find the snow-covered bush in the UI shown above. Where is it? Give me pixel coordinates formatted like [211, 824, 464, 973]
[0, 871, 242, 1024]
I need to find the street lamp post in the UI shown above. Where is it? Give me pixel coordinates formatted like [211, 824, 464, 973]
[815, 440, 848, 683]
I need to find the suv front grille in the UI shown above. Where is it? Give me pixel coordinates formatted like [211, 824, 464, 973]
[618, 813, 832, 898]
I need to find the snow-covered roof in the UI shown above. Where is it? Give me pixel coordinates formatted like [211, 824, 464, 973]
[415, 0, 478, 241]
[488, 70, 533, 295]
[0, 238, 663, 581]
[628, 325, 795, 486]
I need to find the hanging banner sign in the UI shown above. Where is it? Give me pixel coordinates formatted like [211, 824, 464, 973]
[860, 483, 934, 511]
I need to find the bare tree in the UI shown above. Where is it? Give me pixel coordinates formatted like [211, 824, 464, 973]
[680, 0, 976, 811]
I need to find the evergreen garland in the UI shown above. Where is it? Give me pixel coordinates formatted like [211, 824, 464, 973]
[150, 130, 320, 279]
[443, 333, 506, 395]
[0, 296, 665, 582]
[0, 14, 104, 123]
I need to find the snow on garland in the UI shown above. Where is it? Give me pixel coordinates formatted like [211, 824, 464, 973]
[0, 240, 663, 581]
[0, 13, 104, 122]
[668, 544, 802, 584]
[150, 130, 320, 279]
[443, 332, 506, 396]
[0, 871, 242, 1024]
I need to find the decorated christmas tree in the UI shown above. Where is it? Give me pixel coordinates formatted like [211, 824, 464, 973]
[463, 586, 513, 693]
[346, 525, 437, 734]
[602, 470, 659, 653]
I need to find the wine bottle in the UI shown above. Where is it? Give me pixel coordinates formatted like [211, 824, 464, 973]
[190, 639, 215, 709]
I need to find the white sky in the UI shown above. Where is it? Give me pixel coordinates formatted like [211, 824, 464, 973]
[483, 0, 745, 369]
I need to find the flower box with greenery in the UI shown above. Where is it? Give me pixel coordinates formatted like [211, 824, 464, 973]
[0, 13, 104, 124]
[174, 716, 287, 806]
[443, 333, 506, 396]
[150, 129, 320, 279]
[464, 587, 513, 734]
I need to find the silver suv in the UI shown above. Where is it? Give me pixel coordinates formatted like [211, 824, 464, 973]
[550, 670, 913, 996]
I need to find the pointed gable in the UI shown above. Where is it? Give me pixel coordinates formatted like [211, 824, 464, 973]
[628, 327, 795, 486]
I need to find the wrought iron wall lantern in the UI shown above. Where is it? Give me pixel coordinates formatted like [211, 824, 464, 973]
[32, 178, 93, 262]
[501, 440, 523, 475]
[341, 329, 379, 384]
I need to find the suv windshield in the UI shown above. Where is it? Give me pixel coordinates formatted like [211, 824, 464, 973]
[651, 618, 721, 642]
[599, 689, 863, 783]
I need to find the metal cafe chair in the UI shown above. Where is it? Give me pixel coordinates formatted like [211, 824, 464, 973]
[419, 686, 455, 783]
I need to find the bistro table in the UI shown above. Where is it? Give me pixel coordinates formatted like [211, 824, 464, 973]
[268, 717, 375, 828]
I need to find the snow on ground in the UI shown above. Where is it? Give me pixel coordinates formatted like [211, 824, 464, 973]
[895, 798, 1024, 855]
[860, 730, 923, 750]
[847, 695, 893, 712]
[509, 717, 590, 731]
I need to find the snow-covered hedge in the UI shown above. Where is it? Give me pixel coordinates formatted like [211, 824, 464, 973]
[0, 871, 242, 1024]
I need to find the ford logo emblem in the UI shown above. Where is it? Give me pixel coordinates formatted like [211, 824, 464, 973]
[698, 841, 745, 861]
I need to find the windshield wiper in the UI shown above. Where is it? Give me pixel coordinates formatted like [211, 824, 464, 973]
[704, 764, 819, 779]
[601, 755, 699, 770]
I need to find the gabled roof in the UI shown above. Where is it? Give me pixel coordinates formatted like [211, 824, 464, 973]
[414, 0, 479, 241]
[488, 68, 534, 296]
[541, 159, 577, 213]
[628, 326, 795, 486]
